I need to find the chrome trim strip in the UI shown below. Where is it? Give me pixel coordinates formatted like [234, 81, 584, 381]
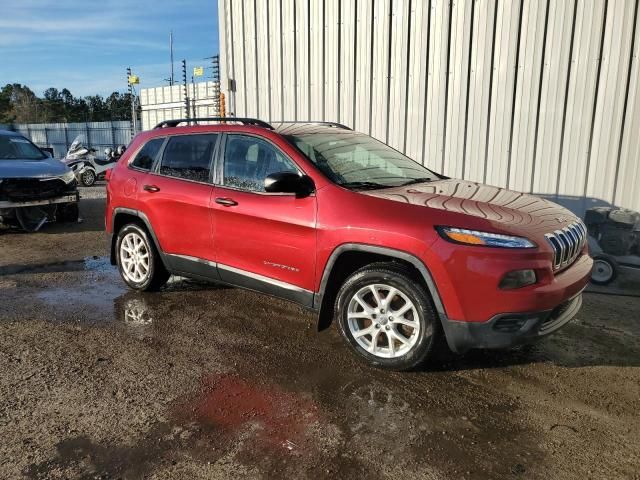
[217, 263, 313, 294]
[165, 253, 312, 295]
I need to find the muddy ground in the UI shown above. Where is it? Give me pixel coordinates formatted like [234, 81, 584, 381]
[1, 187, 639, 479]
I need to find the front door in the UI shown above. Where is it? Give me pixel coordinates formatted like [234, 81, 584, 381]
[213, 134, 317, 305]
[140, 133, 219, 271]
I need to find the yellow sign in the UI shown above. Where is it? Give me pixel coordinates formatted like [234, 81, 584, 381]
[128, 75, 140, 85]
[193, 66, 204, 77]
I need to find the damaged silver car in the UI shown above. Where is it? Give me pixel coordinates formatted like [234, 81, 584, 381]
[0, 129, 79, 232]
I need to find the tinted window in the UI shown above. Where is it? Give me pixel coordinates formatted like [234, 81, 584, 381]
[131, 138, 164, 170]
[159, 134, 218, 182]
[224, 135, 299, 192]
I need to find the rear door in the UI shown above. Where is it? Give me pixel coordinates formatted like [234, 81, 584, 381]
[212, 133, 317, 305]
[140, 133, 219, 269]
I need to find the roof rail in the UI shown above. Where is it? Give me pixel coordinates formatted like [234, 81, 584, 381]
[153, 117, 274, 130]
[272, 121, 352, 130]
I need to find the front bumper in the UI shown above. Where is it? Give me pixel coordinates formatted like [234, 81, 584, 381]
[0, 192, 79, 209]
[441, 291, 583, 353]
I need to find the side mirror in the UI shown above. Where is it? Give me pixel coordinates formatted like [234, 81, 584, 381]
[264, 172, 315, 197]
[44, 151, 53, 158]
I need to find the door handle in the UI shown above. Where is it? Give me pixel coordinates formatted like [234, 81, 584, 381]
[143, 185, 160, 193]
[215, 197, 238, 207]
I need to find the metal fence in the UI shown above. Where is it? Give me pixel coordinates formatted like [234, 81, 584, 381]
[9, 121, 133, 159]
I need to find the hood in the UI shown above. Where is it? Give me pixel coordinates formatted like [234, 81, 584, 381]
[0, 157, 70, 179]
[363, 179, 580, 235]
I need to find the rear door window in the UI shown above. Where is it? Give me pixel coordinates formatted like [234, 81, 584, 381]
[159, 134, 218, 183]
[130, 138, 164, 170]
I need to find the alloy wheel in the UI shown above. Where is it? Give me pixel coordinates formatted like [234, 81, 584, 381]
[82, 169, 95, 186]
[119, 232, 150, 283]
[347, 283, 420, 358]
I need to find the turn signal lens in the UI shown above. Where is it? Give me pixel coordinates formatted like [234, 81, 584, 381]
[437, 227, 536, 249]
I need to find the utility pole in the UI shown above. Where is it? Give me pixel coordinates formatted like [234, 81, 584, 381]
[182, 59, 189, 119]
[127, 67, 135, 135]
[205, 55, 221, 117]
[169, 31, 174, 86]
[191, 75, 197, 118]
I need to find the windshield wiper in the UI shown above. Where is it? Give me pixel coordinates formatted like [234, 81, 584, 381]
[400, 177, 433, 186]
[340, 181, 392, 190]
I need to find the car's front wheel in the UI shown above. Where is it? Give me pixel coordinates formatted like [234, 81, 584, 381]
[335, 262, 439, 371]
[115, 224, 170, 291]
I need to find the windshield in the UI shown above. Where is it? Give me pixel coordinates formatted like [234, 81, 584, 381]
[0, 135, 46, 160]
[66, 135, 86, 156]
[285, 132, 436, 189]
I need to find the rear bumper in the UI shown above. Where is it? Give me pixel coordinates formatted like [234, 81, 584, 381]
[441, 291, 583, 353]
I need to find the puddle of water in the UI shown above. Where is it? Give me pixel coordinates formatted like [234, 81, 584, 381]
[83, 255, 114, 274]
[36, 283, 125, 311]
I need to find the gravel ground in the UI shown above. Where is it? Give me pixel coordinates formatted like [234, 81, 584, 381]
[0, 187, 639, 479]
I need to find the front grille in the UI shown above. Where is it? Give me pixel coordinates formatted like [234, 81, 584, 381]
[545, 221, 587, 271]
[0, 178, 70, 202]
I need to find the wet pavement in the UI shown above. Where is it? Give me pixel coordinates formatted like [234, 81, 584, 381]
[1, 189, 639, 479]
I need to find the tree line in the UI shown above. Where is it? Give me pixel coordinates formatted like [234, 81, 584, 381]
[0, 84, 134, 124]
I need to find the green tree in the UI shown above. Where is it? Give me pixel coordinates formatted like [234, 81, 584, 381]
[0, 85, 14, 123]
[0, 83, 134, 124]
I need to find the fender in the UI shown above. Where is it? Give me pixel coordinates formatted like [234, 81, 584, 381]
[110, 207, 166, 267]
[314, 243, 447, 325]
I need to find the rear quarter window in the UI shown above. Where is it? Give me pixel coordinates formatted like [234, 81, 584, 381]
[130, 138, 164, 170]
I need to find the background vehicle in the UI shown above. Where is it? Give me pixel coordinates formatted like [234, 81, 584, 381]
[0, 129, 79, 232]
[105, 118, 592, 370]
[63, 135, 123, 186]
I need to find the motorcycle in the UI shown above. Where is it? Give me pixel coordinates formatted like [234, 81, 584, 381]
[63, 136, 125, 187]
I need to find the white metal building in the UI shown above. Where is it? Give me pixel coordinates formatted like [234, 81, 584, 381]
[218, 0, 640, 215]
[140, 81, 221, 131]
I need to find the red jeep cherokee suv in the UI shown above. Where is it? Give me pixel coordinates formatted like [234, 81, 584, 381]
[105, 118, 592, 370]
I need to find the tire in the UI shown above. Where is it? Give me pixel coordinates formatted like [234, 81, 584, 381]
[335, 262, 439, 371]
[57, 203, 79, 223]
[115, 223, 170, 291]
[591, 255, 617, 285]
[80, 168, 96, 187]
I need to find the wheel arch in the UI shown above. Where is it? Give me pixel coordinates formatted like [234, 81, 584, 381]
[110, 208, 165, 267]
[314, 244, 447, 331]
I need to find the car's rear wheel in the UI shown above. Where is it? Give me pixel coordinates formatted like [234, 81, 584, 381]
[335, 262, 439, 371]
[116, 224, 169, 291]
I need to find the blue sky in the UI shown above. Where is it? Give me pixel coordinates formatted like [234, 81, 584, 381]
[0, 0, 219, 97]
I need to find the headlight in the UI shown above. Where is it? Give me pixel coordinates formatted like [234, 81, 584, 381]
[437, 227, 536, 248]
[61, 170, 76, 184]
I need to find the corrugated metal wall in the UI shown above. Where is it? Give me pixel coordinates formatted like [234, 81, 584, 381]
[218, 0, 640, 215]
[12, 121, 132, 159]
